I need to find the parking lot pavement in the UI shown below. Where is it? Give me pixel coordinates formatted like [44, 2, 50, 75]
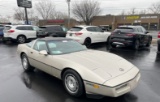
[0, 42, 160, 102]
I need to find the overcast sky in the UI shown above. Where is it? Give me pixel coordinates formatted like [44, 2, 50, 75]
[0, 0, 159, 22]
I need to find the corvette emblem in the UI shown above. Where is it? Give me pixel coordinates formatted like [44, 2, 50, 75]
[119, 68, 124, 71]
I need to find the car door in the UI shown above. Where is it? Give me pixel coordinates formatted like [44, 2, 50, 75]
[86, 27, 99, 43]
[52, 26, 66, 37]
[29, 40, 53, 75]
[137, 27, 148, 45]
[95, 27, 109, 42]
[25, 26, 37, 38]
[141, 27, 149, 44]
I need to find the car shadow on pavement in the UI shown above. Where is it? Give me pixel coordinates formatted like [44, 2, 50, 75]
[21, 71, 138, 102]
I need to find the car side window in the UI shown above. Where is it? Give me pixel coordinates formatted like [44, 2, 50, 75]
[54, 26, 63, 31]
[141, 27, 146, 33]
[86, 27, 94, 32]
[33, 41, 48, 52]
[138, 27, 143, 33]
[16, 26, 26, 30]
[26, 26, 34, 30]
[94, 27, 102, 32]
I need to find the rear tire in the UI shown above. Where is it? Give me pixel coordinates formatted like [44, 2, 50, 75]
[84, 38, 91, 48]
[158, 40, 160, 52]
[62, 69, 84, 97]
[21, 53, 34, 72]
[17, 35, 26, 44]
[133, 40, 139, 50]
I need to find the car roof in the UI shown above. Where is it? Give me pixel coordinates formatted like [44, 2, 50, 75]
[37, 37, 72, 41]
[41, 25, 61, 27]
[5, 25, 33, 27]
[99, 25, 109, 26]
[118, 25, 141, 28]
[74, 25, 98, 28]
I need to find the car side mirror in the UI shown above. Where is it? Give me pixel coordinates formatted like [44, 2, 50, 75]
[145, 31, 149, 34]
[39, 50, 48, 56]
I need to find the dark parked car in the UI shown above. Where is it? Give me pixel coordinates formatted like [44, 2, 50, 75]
[158, 32, 160, 52]
[109, 25, 152, 50]
[37, 25, 68, 37]
[0, 25, 4, 41]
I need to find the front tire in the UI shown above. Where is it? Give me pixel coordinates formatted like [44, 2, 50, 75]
[21, 53, 34, 72]
[17, 35, 26, 44]
[84, 38, 91, 48]
[62, 69, 84, 97]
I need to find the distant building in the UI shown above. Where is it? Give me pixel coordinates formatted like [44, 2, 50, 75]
[92, 14, 160, 30]
[38, 14, 160, 30]
[38, 19, 78, 28]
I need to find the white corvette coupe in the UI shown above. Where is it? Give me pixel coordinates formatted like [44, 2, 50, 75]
[17, 37, 140, 98]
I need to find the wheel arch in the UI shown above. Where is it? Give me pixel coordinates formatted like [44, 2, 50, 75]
[84, 37, 92, 43]
[17, 34, 27, 39]
[20, 52, 26, 58]
[61, 67, 83, 80]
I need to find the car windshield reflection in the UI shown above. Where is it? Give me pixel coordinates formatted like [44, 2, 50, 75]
[47, 40, 87, 55]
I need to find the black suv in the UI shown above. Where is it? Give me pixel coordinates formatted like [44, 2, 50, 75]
[110, 25, 152, 50]
[37, 25, 68, 37]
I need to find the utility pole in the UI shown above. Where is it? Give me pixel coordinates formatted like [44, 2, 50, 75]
[24, 7, 29, 25]
[66, 0, 71, 28]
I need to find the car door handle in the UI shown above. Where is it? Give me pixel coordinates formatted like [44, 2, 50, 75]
[30, 52, 33, 54]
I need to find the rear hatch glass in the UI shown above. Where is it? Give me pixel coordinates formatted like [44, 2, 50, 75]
[69, 27, 83, 31]
[4, 26, 11, 31]
[114, 27, 134, 33]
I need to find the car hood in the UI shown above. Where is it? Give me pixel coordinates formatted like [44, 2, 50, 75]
[58, 50, 134, 80]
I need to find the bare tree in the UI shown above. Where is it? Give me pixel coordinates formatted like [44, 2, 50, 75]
[13, 8, 39, 21]
[36, 0, 56, 20]
[72, 0, 101, 25]
[13, 8, 25, 21]
[149, 2, 160, 14]
[139, 9, 148, 14]
[120, 10, 126, 15]
[0, 16, 9, 23]
[50, 11, 68, 19]
[128, 8, 137, 15]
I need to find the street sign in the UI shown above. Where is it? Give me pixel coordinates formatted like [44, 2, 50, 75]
[17, 0, 32, 8]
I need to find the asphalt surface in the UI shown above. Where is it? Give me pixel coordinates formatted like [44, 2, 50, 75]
[0, 42, 160, 102]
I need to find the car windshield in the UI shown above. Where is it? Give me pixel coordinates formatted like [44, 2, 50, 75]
[33, 26, 39, 31]
[47, 40, 87, 55]
[114, 27, 134, 32]
[4, 26, 11, 30]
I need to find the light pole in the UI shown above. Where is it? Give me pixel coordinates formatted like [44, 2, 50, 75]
[66, 0, 71, 28]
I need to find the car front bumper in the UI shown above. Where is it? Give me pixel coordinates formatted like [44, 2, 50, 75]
[84, 72, 141, 97]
